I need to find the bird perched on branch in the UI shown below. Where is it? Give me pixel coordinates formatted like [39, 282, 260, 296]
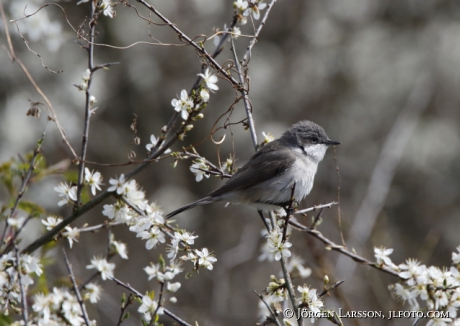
[166, 120, 340, 219]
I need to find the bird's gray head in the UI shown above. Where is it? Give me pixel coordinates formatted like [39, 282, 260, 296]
[281, 120, 340, 162]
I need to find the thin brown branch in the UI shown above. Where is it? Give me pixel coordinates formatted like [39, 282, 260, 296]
[63, 249, 91, 326]
[1, 125, 47, 252]
[116, 293, 133, 326]
[78, 222, 123, 233]
[76, 0, 97, 206]
[230, 36, 258, 150]
[242, 0, 277, 66]
[14, 246, 28, 324]
[282, 183, 296, 243]
[294, 202, 338, 215]
[289, 220, 401, 278]
[318, 279, 345, 298]
[253, 290, 281, 326]
[136, 0, 238, 87]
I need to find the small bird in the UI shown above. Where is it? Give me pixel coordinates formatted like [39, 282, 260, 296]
[166, 120, 340, 219]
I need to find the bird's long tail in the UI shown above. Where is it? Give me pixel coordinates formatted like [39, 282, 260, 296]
[166, 196, 215, 219]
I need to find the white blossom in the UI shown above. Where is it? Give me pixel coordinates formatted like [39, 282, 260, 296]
[99, 0, 115, 18]
[146, 134, 171, 154]
[196, 248, 217, 270]
[84, 283, 101, 303]
[266, 228, 292, 261]
[166, 282, 181, 293]
[374, 246, 394, 266]
[86, 257, 115, 280]
[244, 0, 267, 20]
[145, 263, 160, 281]
[42, 216, 63, 230]
[138, 295, 163, 322]
[137, 227, 166, 250]
[200, 88, 210, 103]
[175, 231, 198, 245]
[190, 161, 210, 182]
[262, 131, 274, 144]
[63, 226, 80, 248]
[107, 174, 127, 194]
[112, 240, 128, 259]
[6, 216, 26, 229]
[453, 246, 460, 264]
[171, 90, 193, 120]
[234, 0, 248, 11]
[54, 182, 77, 206]
[84, 168, 103, 195]
[32, 293, 51, 323]
[102, 203, 131, 223]
[197, 68, 219, 91]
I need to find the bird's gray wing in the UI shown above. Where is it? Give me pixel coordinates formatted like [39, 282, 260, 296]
[210, 140, 295, 198]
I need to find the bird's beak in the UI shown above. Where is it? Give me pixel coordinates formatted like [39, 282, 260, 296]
[325, 139, 341, 146]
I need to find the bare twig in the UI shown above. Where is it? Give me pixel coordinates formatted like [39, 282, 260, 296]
[76, 0, 97, 206]
[253, 290, 281, 326]
[63, 248, 91, 326]
[230, 37, 257, 149]
[289, 220, 401, 278]
[3, 215, 33, 254]
[110, 276, 192, 326]
[294, 202, 338, 215]
[5, 4, 77, 157]
[178, 150, 232, 178]
[93, 61, 120, 71]
[242, 0, 277, 66]
[110, 276, 142, 297]
[152, 282, 165, 324]
[318, 279, 345, 298]
[136, 0, 238, 87]
[310, 207, 324, 230]
[1, 125, 47, 252]
[14, 246, 28, 324]
[116, 293, 133, 326]
[12, 21, 63, 73]
[21, 1, 244, 256]
[282, 183, 296, 242]
[163, 309, 193, 326]
[268, 212, 301, 325]
[280, 255, 301, 325]
[78, 222, 123, 233]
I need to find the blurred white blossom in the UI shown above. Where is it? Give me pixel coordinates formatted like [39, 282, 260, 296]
[86, 257, 115, 280]
[63, 226, 80, 248]
[54, 182, 77, 207]
[42, 216, 63, 230]
[146, 134, 171, 154]
[138, 295, 163, 322]
[190, 161, 210, 182]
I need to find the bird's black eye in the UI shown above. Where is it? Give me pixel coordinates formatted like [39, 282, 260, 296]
[310, 136, 319, 144]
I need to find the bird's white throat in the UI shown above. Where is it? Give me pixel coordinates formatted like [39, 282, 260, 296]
[302, 144, 328, 163]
